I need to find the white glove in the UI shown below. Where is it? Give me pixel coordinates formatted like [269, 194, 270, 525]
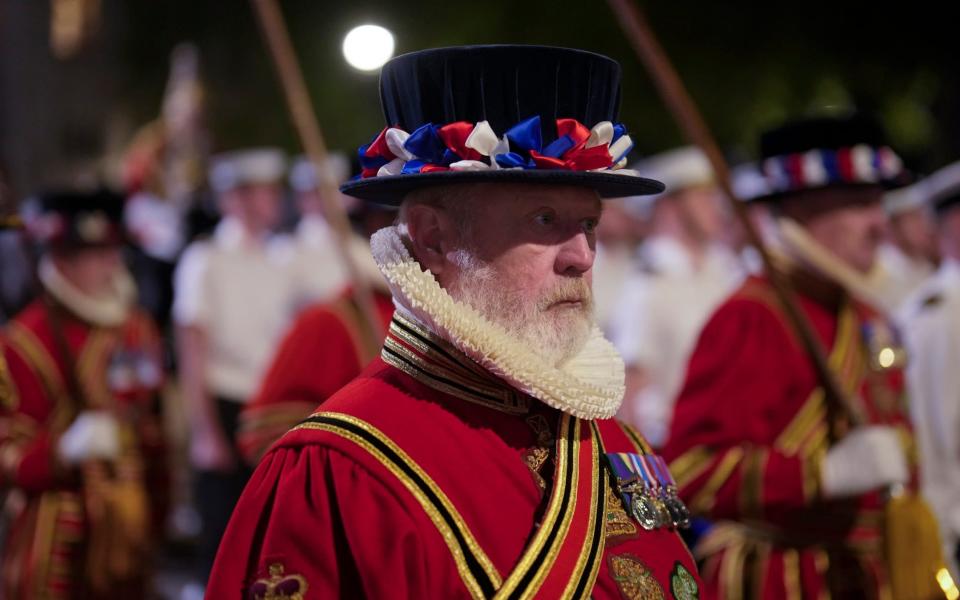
[57, 411, 121, 466]
[821, 425, 909, 500]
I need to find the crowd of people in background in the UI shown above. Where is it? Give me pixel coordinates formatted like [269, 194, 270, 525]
[2, 106, 960, 599]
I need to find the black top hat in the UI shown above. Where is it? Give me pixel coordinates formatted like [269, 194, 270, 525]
[753, 113, 908, 203]
[339, 45, 664, 204]
[25, 189, 126, 248]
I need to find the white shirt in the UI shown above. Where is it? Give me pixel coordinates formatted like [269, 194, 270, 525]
[869, 243, 935, 314]
[900, 259, 960, 560]
[609, 236, 744, 446]
[592, 242, 639, 333]
[172, 218, 297, 401]
[290, 216, 349, 308]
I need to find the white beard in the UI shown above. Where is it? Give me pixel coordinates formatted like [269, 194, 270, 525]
[446, 248, 595, 368]
[370, 225, 625, 419]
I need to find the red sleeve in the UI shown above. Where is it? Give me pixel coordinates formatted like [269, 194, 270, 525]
[238, 307, 365, 462]
[662, 297, 823, 525]
[206, 444, 433, 599]
[0, 342, 61, 493]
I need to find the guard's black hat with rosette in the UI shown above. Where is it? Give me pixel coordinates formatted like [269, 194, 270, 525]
[751, 113, 909, 204]
[340, 45, 664, 204]
[24, 189, 126, 249]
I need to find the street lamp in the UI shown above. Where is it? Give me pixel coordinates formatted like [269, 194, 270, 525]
[342, 24, 395, 72]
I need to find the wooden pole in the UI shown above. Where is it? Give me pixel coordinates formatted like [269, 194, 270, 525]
[250, 0, 385, 343]
[606, 0, 865, 427]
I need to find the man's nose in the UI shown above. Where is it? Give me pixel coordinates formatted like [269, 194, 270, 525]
[555, 231, 594, 276]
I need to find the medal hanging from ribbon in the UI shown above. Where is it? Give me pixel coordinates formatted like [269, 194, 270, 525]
[605, 452, 691, 531]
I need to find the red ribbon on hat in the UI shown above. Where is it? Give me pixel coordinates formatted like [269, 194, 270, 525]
[438, 122, 483, 161]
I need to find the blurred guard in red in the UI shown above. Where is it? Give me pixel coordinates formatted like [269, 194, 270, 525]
[663, 115, 946, 599]
[0, 190, 167, 599]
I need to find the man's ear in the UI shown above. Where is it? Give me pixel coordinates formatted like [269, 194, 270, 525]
[405, 204, 449, 277]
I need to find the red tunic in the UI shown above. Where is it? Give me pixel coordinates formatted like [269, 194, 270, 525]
[237, 291, 395, 463]
[662, 274, 915, 599]
[0, 298, 167, 599]
[208, 314, 703, 599]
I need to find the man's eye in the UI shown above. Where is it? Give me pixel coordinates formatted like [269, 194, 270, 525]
[534, 213, 555, 226]
[582, 218, 599, 233]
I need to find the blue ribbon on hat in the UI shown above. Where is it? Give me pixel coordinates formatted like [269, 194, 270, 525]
[404, 124, 448, 166]
[495, 116, 542, 169]
[542, 135, 576, 159]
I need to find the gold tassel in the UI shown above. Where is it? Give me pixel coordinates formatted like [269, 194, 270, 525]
[885, 488, 952, 600]
[83, 459, 151, 595]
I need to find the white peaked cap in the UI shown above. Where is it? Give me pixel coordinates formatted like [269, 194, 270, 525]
[289, 153, 350, 192]
[923, 159, 960, 212]
[882, 180, 928, 216]
[209, 147, 288, 193]
[632, 146, 715, 198]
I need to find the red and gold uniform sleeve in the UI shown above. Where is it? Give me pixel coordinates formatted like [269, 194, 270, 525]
[206, 441, 458, 599]
[0, 340, 63, 494]
[662, 297, 823, 525]
[237, 305, 369, 463]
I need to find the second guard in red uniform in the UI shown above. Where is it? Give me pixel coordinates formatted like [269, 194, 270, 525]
[663, 115, 946, 600]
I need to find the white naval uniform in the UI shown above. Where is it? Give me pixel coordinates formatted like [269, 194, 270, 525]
[869, 242, 935, 314]
[593, 242, 640, 334]
[290, 215, 349, 309]
[900, 258, 960, 569]
[609, 236, 744, 447]
[172, 217, 298, 402]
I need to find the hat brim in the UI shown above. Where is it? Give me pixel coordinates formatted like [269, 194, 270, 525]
[340, 169, 665, 206]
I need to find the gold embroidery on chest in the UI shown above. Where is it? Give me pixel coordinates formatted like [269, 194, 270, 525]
[522, 414, 554, 490]
[604, 479, 638, 543]
[608, 553, 665, 600]
[670, 561, 700, 600]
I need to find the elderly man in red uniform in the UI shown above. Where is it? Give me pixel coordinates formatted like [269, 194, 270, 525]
[1, 190, 166, 599]
[663, 115, 943, 599]
[207, 45, 703, 599]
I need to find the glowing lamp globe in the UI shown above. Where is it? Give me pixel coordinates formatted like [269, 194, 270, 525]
[342, 25, 395, 72]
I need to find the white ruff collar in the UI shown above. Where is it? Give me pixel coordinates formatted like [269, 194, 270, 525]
[370, 225, 625, 419]
[39, 257, 135, 327]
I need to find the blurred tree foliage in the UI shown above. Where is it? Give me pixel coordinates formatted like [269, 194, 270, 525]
[5, 0, 958, 192]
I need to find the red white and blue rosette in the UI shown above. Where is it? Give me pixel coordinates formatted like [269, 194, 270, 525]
[357, 115, 636, 179]
[761, 145, 904, 196]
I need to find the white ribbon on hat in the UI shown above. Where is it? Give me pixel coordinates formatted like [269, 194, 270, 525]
[378, 158, 407, 177]
[803, 150, 828, 187]
[878, 147, 903, 179]
[465, 121, 499, 156]
[385, 128, 416, 161]
[375, 118, 634, 175]
[851, 144, 877, 183]
[609, 135, 634, 165]
[587, 121, 614, 148]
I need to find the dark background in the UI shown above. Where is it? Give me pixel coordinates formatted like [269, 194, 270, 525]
[1, 0, 957, 198]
